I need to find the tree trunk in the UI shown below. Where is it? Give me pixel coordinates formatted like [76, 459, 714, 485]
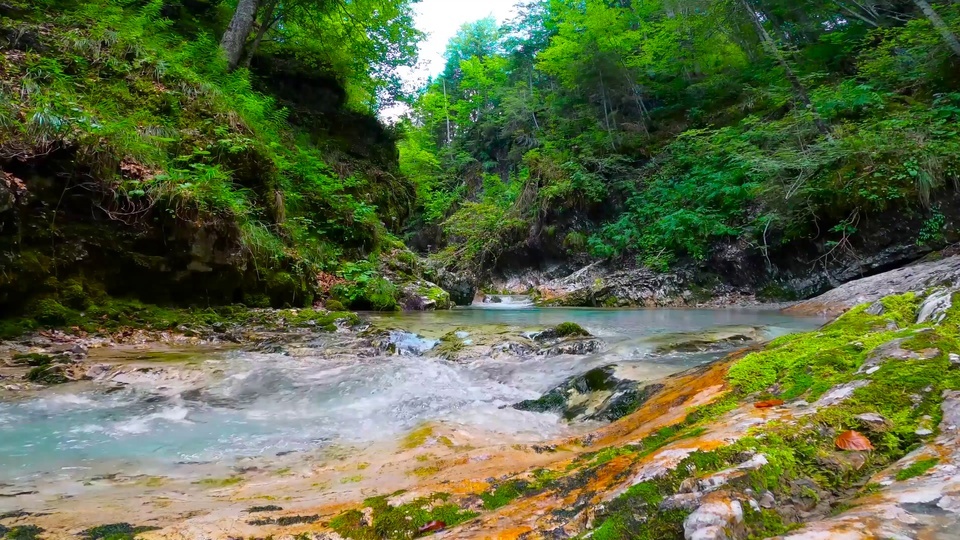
[740, 0, 833, 138]
[912, 0, 960, 57]
[242, 0, 281, 68]
[221, 0, 260, 71]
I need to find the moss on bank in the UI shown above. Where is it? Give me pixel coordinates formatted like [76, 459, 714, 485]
[0, 295, 359, 340]
[582, 290, 960, 539]
[328, 493, 478, 539]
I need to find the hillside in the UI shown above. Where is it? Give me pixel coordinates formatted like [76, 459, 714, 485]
[401, 0, 960, 301]
[0, 0, 441, 335]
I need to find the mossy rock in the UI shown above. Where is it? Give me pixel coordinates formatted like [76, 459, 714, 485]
[555, 322, 590, 338]
[27, 297, 73, 326]
[325, 299, 346, 312]
[26, 364, 70, 385]
[12, 353, 55, 367]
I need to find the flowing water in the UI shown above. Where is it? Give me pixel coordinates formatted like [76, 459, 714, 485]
[0, 304, 824, 499]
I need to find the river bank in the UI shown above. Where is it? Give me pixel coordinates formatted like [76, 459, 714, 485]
[0, 257, 958, 540]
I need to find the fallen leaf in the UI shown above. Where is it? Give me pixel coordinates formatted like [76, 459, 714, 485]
[836, 430, 874, 451]
[418, 520, 446, 535]
[754, 399, 784, 409]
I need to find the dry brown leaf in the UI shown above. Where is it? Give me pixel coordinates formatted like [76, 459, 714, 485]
[836, 430, 874, 451]
[754, 399, 785, 409]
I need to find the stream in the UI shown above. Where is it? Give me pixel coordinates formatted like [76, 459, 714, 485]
[0, 304, 824, 501]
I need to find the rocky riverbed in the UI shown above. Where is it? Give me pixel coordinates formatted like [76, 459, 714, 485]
[0, 258, 958, 540]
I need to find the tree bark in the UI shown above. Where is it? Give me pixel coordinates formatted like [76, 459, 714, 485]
[740, 0, 833, 138]
[221, 0, 260, 71]
[912, 0, 960, 57]
[242, 0, 281, 68]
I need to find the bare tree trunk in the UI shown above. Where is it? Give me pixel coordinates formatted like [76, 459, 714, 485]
[442, 78, 452, 145]
[912, 0, 960, 57]
[740, 0, 833, 138]
[242, 0, 281, 68]
[221, 0, 260, 71]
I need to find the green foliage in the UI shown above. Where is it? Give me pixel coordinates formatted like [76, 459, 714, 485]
[1, 0, 422, 319]
[401, 0, 960, 273]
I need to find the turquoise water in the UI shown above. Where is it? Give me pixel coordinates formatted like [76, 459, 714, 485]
[0, 306, 824, 491]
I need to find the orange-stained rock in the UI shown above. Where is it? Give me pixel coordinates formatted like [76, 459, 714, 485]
[755, 399, 785, 409]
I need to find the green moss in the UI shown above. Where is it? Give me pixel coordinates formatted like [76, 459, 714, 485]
[26, 364, 69, 385]
[329, 493, 477, 540]
[479, 480, 528, 510]
[193, 476, 242, 488]
[742, 505, 794, 539]
[3, 526, 44, 540]
[80, 523, 160, 540]
[12, 353, 55, 367]
[726, 295, 919, 397]
[326, 299, 346, 311]
[554, 322, 590, 338]
[433, 331, 465, 359]
[587, 446, 636, 467]
[895, 457, 939, 481]
[401, 425, 435, 449]
[27, 297, 72, 325]
[419, 286, 452, 310]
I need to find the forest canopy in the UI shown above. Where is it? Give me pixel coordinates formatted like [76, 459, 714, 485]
[399, 0, 960, 275]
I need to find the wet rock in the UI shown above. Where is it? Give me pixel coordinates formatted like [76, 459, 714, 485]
[915, 415, 935, 437]
[786, 255, 960, 317]
[857, 337, 939, 375]
[539, 338, 604, 357]
[679, 454, 768, 494]
[683, 491, 745, 540]
[917, 287, 953, 324]
[758, 491, 776, 509]
[529, 261, 690, 307]
[864, 300, 885, 316]
[68, 343, 88, 357]
[854, 412, 892, 432]
[660, 493, 703, 512]
[399, 279, 452, 311]
[814, 380, 870, 407]
[817, 451, 868, 474]
[430, 267, 476, 307]
[513, 365, 663, 422]
[533, 323, 591, 343]
[84, 364, 112, 380]
[951, 353, 960, 369]
[652, 326, 765, 354]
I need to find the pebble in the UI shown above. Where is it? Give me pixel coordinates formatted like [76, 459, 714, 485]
[759, 491, 776, 509]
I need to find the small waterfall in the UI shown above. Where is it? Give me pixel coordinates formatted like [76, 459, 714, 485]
[474, 294, 534, 309]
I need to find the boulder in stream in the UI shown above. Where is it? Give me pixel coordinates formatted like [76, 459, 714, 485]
[513, 365, 664, 422]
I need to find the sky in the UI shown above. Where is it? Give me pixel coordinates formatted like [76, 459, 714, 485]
[383, 0, 519, 120]
[409, 0, 520, 81]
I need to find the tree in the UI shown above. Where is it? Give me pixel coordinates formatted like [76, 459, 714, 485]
[737, 0, 833, 137]
[911, 0, 960, 57]
[220, 0, 259, 70]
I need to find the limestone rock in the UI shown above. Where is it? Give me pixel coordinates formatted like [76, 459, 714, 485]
[684, 492, 745, 540]
[786, 255, 960, 317]
[854, 412, 891, 432]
